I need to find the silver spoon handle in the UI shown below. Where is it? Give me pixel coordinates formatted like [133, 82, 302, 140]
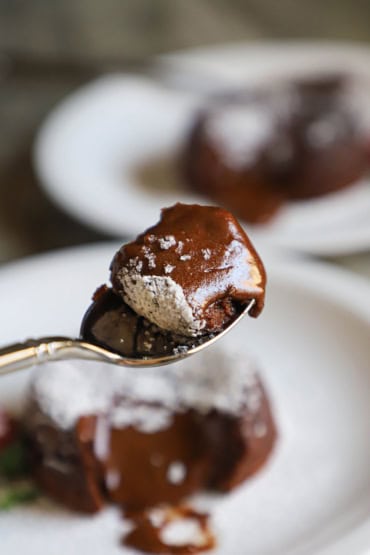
[0, 300, 256, 375]
[0, 337, 122, 376]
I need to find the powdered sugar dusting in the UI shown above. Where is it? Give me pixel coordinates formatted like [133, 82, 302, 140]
[117, 269, 206, 337]
[158, 235, 177, 250]
[160, 518, 206, 547]
[29, 346, 262, 433]
[164, 264, 175, 274]
[177, 348, 261, 416]
[167, 461, 187, 484]
[142, 246, 156, 269]
[128, 257, 143, 272]
[30, 363, 112, 430]
[202, 248, 212, 260]
[206, 77, 370, 172]
[111, 403, 173, 433]
[254, 421, 268, 438]
[176, 241, 184, 254]
[206, 105, 274, 169]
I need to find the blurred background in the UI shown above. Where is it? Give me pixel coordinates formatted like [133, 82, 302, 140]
[0, 0, 369, 273]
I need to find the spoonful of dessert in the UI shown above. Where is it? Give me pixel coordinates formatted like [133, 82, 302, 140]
[0, 204, 266, 375]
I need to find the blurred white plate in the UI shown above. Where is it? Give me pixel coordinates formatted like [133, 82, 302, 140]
[34, 42, 370, 255]
[0, 243, 370, 555]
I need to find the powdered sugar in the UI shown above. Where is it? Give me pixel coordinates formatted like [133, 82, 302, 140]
[29, 346, 262, 434]
[164, 264, 175, 275]
[142, 246, 156, 269]
[167, 461, 187, 484]
[253, 421, 268, 438]
[158, 235, 177, 250]
[160, 518, 206, 547]
[201, 248, 212, 261]
[111, 403, 173, 433]
[175, 241, 184, 254]
[176, 348, 261, 416]
[130, 258, 143, 272]
[206, 104, 274, 169]
[30, 363, 112, 430]
[117, 269, 206, 337]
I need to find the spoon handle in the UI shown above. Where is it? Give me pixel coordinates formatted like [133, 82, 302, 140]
[0, 337, 111, 376]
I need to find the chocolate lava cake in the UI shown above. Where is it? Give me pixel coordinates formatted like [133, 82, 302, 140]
[183, 76, 370, 223]
[24, 347, 276, 513]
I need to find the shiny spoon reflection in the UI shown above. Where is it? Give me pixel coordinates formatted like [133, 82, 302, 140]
[0, 298, 255, 376]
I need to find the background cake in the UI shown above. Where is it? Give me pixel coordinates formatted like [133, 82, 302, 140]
[183, 76, 370, 224]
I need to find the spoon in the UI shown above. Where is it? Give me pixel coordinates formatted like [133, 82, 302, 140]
[0, 299, 255, 376]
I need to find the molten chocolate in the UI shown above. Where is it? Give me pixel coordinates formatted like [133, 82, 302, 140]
[77, 411, 210, 511]
[24, 359, 276, 513]
[80, 286, 209, 358]
[184, 76, 370, 223]
[110, 203, 266, 336]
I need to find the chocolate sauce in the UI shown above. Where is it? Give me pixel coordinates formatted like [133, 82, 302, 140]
[123, 506, 216, 554]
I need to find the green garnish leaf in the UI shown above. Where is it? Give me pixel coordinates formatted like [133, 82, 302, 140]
[0, 484, 39, 510]
[0, 440, 28, 478]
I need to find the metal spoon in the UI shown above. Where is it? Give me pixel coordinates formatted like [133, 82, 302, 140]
[0, 300, 255, 376]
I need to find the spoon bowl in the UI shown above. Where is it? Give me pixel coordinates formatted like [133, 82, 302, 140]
[0, 299, 255, 376]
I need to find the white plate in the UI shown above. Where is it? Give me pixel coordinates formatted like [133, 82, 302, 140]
[0, 243, 370, 555]
[34, 41, 370, 255]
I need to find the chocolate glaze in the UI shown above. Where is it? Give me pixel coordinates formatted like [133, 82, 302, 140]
[111, 203, 266, 333]
[123, 506, 215, 554]
[81, 286, 138, 357]
[184, 76, 370, 223]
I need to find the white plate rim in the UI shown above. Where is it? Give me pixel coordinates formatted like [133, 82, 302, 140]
[33, 40, 370, 255]
[0, 242, 370, 554]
